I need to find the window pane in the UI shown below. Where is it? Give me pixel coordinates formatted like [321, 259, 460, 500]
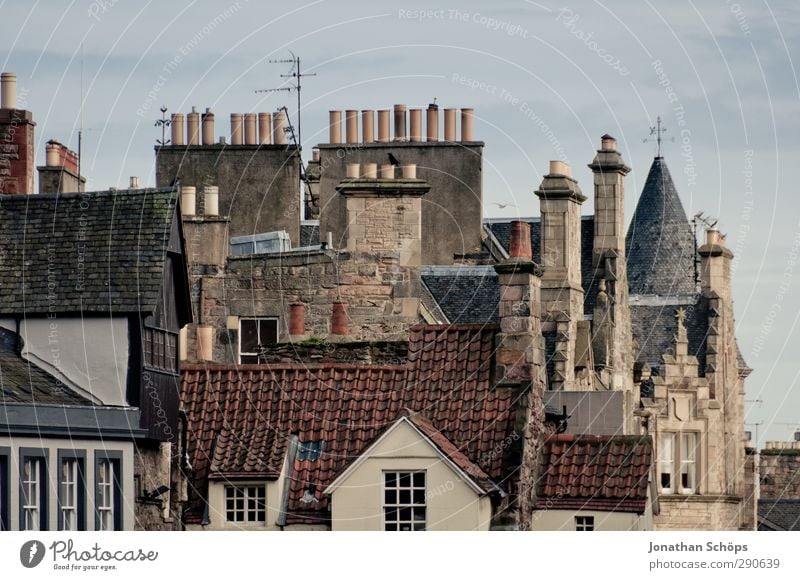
[413, 490, 425, 504]
[399, 473, 411, 488]
[240, 320, 258, 352]
[399, 490, 411, 504]
[385, 473, 397, 487]
[259, 320, 278, 345]
[413, 472, 425, 488]
[384, 490, 396, 504]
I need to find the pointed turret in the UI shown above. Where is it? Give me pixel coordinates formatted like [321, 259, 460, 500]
[626, 157, 696, 296]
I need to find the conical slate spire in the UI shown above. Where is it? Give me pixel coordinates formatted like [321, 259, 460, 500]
[625, 157, 696, 296]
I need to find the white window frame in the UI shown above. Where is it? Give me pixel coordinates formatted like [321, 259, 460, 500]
[60, 459, 79, 530]
[96, 460, 115, 531]
[575, 515, 595, 531]
[224, 485, 267, 524]
[679, 432, 697, 494]
[21, 457, 42, 531]
[659, 431, 698, 496]
[383, 471, 426, 531]
[238, 318, 279, 364]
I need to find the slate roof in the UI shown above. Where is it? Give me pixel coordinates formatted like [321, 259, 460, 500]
[0, 327, 90, 406]
[758, 499, 800, 531]
[626, 157, 697, 296]
[630, 297, 710, 375]
[484, 216, 600, 311]
[420, 266, 499, 324]
[537, 433, 653, 514]
[181, 324, 516, 525]
[0, 188, 178, 315]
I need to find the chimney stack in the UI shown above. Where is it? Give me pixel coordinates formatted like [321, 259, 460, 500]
[187, 107, 200, 145]
[171, 113, 185, 145]
[329, 110, 342, 144]
[1, 72, 17, 109]
[38, 140, 84, 194]
[393, 104, 407, 142]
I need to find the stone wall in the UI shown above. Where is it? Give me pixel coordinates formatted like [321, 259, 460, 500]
[133, 442, 187, 531]
[741, 446, 758, 530]
[156, 144, 301, 244]
[258, 339, 408, 365]
[655, 496, 742, 530]
[760, 442, 800, 499]
[316, 142, 483, 265]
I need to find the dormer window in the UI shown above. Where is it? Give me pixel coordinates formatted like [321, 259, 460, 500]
[239, 318, 278, 363]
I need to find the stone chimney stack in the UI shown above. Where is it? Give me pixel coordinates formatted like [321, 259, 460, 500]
[492, 220, 545, 530]
[698, 229, 733, 301]
[0, 72, 35, 194]
[588, 134, 630, 269]
[535, 160, 586, 390]
[38, 140, 85, 194]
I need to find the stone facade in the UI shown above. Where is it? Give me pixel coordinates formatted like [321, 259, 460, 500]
[133, 442, 187, 531]
[760, 441, 800, 499]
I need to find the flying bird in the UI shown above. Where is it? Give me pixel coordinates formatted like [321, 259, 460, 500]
[491, 202, 517, 209]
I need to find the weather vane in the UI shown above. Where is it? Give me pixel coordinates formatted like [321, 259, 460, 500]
[155, 106, 171, 146]
[642, 115, 673, 157]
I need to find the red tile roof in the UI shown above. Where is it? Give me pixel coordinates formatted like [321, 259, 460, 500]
[181, 324, 516, 525]
[537, 434, 653, 514]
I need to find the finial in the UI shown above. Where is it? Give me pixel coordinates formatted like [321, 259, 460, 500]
[642, 115, 673, 157]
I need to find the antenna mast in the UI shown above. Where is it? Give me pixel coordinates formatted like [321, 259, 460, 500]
[255, 51, 316, 149]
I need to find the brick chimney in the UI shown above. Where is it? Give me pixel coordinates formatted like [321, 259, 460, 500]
[0, 72, 35, 194]
[493, 220, 545, 530]
[535, 161, 586, 390]
[38, 140, 86, 193]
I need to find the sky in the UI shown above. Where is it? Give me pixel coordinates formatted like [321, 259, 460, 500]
[2, 0, 798, 446]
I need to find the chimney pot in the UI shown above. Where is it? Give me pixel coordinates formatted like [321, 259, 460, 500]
[258, 112, 272, 144]
[180, 186, 196, 216]
[426, 104, 439, 142]
[171, 113, 185, 145]
[187, 108, 200, 145]
[345, 109, 359, 144]
[361, 110, 374, 142]
[329, 110, 343, 144]
[377, 109, 391, 143]
[129, 176, 140, 189]
[444, 108, 457, 141]
[380, 164, 394, 179]
[312, 147, 320, 162]
[548, 160, 572, 177]
[204, 185, 219, 216]
[201, 109, 215, 145]
[393, 104, 407, 142]
[244, 113, 257, 145]
[363, 162, 378, 179]
[509, 220, 533, 260]
[461, 108, 474, 142]
[600, 134, 617, 151]
[197, 325, 214, 361]
[706, 229, 722, 246]
[272, 110, 287, 145]
[230, 113, 244, 145]
[409, 109, 422, 142]
[401, 164, 417, 179]
[289, 304, 305, 336]
[45, 143, 60, 167]
[1, 72, 17, 110]
[346, 163, 360, 178]
[331, 302, 348, 335]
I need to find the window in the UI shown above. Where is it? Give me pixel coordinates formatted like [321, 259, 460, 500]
[575, 515, 595, 531]
[0, 449, 8, 531]
[239, 318, 278, 363]
[659, 433, 675, 493]
[20, 450, 47, 531]
[225, 486, 266, 523]
[659, 432, 698, 495]
[383, 471, 426, 531]
[58, 451, 86, 531]
[95, 453, 122, 531]
[143, 327, 179, 373]
[680, 433, 697, 493]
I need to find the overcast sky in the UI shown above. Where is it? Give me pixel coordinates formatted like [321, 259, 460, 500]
[2, 0, 798, 445]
